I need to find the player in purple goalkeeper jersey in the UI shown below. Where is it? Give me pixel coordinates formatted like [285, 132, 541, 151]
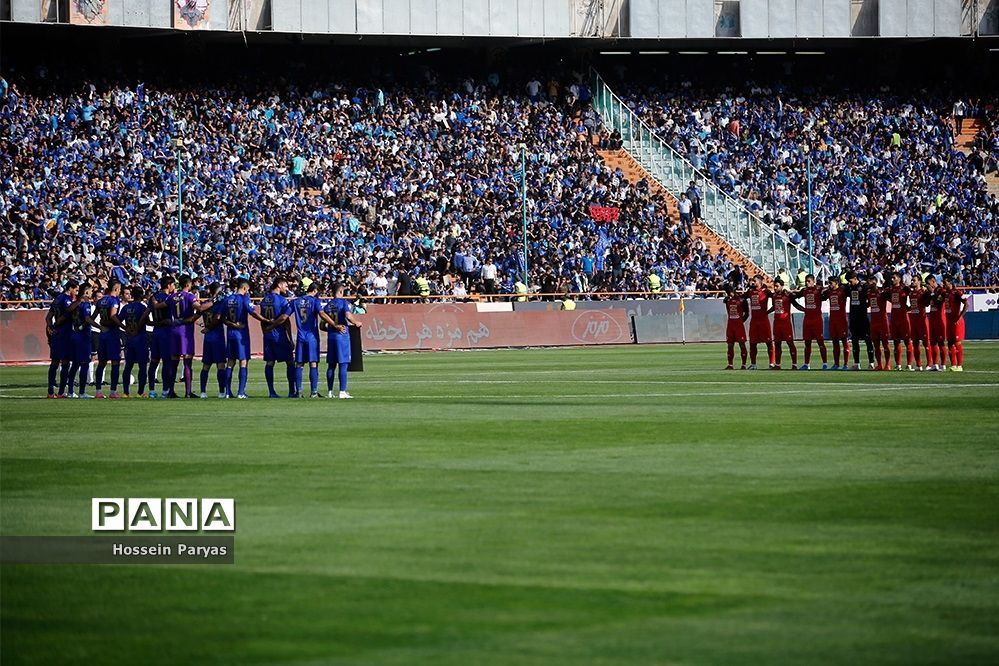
[165, 275, 213, 398]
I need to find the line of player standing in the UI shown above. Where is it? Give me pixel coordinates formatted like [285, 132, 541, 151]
[44, 276, 363, 399]
[722, 272, 968, 371]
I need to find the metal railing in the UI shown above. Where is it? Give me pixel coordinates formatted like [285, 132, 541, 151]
[590, 69, 829, 281]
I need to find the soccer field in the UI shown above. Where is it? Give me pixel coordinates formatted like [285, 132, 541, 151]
[2, 343, 998, 665]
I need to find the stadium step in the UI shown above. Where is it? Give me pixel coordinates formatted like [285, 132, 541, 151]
[985, 170, 999, 199]
[954, 118, 981, 154]
[597, 149, 773, 286]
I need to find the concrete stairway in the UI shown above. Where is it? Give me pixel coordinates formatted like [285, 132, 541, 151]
[986, 171, 999, 199]
[954, 118, 981, 154]
[953, 119, 999, 198]
[598, 149, 772, 285]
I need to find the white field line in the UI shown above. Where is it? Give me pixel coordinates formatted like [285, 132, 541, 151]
[363, 378, 997, 387]
[1, 384, 994, 400]
[375, 369, 999, 378]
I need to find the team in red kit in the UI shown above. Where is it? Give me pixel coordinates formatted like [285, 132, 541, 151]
[723, 272, 968, 371]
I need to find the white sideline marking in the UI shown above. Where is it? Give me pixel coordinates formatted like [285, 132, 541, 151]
[362, 378, 999, 388]
[4, 384, 993, 400]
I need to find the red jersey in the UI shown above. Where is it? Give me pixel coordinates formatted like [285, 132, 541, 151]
[929, 287, 947, 322]
[797, 286, 825, 322]
[724, 295, 747, 320]
[889, 285, 910, 323]
[827, 286, 848, 322]
[944, 288, 966, 322]
[746, 288, 771, 321]
[869, 289, 889, 329]
[772, 291, 793, 321]
[908, 288, 929, 320]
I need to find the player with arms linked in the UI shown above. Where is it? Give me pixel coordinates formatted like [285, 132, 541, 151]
[908, 274, 932, 371]
[722, 285, 748, 370]
[93, 280, 124, 398]
[322, 282, 364, 398]
[223, 279, 271, 398]
[791, 274, 828, 370]
[868, 275, 892, 370]
[886, 272, 913, 371]
[825, 277, 850, 370]
[198, 282, 229, 399]
[147, 276, 177, 398]
[925, 275, 948, 370]
[260, 277, 297, 398]
[744, 275, 775, 370]
[293, 280, 337, 398]
[65, 283, 97, 398]
[119, 286, 151, 397]
[770, 278, 798, 370]
[45, 278, 79, 398]
[942, 276, 968, 371]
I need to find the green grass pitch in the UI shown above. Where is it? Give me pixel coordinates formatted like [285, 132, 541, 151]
[2, 343, 998, 665]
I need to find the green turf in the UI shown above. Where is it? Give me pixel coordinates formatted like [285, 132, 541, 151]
[2, 343, 999, 665]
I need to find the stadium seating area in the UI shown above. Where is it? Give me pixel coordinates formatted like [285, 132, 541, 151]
[1, 63, 996, 303]
[621, 81, 999, 287]
[0, 68, 739, 303]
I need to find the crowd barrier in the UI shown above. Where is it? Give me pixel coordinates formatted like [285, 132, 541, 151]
[0, 303, 634, 363]
[2, 302, 996, 364]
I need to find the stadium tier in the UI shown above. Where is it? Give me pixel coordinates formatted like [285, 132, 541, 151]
[620, 80, 998, 286]
[2, 50, 997, 305]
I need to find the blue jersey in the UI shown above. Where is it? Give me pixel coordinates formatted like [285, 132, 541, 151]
[260, 292, 293, 341]
[203, 295, 227, 334]
[324, 298, 352, 365]
[94, 295, 121, 333]
[120, 302, 148, 337]
[150, 291, 171, 326]
[224, 293, 256, 331]
[323, 298, 351, 332]
[293, 295, 323, 337]
[49, 293, 74, 335]
[71, 302, 93, 334]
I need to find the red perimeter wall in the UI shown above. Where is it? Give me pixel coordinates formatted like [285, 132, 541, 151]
[0, 304, 634, 364]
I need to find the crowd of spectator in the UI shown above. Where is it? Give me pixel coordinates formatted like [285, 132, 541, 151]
[620, 78, 998, 288]
[1, 60, 996, 308]
[0, 65, 738, 306]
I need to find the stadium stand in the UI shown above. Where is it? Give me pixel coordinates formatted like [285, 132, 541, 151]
[1, 54, 996, 305]
[618, 80, 998, 287]
[0, 66, 739, 304]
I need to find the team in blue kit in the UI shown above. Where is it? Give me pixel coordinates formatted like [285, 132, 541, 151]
[41, 276, 363, 400]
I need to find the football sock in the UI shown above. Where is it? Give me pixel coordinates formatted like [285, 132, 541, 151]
[338, 363, 349, 392]
[48, 361, 59, 394]
[95, 361, 107, 391]
[59, 361, 71, 394]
